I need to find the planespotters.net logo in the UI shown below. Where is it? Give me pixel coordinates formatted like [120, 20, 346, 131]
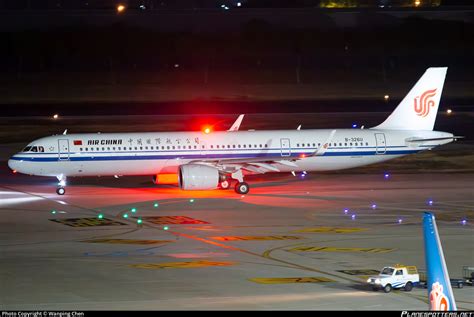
[414, 88, 437, 117]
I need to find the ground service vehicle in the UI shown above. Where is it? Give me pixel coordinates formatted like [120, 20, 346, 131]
[367, 265, 420, 293]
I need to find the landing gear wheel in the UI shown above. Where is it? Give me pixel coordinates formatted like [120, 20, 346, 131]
[56, 187, 65, 195]
[235, 182, 250, 195]
[220, 180, 231, 190]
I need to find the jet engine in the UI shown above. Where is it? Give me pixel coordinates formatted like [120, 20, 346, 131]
[178, 164, 219, 190]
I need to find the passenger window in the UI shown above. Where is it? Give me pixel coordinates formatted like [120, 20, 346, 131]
[80, 148, 83, 151]
[318, 143, 321, 147]
[233, 145, 236, 148]
[96, 147, 99, 151]
[297, 143, 300, 147]
[366, 142, 369, 146]
[345, 143, 347, 146]
[238, 144, 241, 148]
[339, 143, 342, 146]
[85, 148, 88, 151]
[107, 147, 110, 150]
[216, 145, 218, 149]
[243, 144, 246, 148]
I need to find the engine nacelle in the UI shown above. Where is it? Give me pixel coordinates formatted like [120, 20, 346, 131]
[178, 164, 219, 190]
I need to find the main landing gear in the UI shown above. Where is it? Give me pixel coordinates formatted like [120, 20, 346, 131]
[56, 175, 66, 195]
[223, 170, 251, 195]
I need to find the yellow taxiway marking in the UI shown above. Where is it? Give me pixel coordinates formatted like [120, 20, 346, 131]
[50, 217, 127, 227]
[212, 235, 303, 241]
[290, 246, 395, 253]
[141, 216, 209, 225]
[249, 277, 335, 284]
[337, 269, 380, 276]
[82, 239, 174, 245]
[130, 260, 235, 269]
[293, 227, 367, 234]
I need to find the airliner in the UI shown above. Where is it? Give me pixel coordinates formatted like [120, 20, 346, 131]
[8, 67, 458, 195]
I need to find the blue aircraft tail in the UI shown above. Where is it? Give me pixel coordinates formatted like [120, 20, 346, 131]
[423, 212, 457, 311]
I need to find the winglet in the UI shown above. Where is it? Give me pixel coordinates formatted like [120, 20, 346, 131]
[228, 114, 245, 132]
[423, 212, 457, 311]
[313, 130, 336, 156]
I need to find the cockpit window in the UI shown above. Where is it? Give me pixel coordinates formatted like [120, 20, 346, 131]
[22, 146, 44, 153]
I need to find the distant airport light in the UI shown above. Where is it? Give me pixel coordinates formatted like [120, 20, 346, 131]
[189, 199, 195, 203]
[174, 64, 179, 68]
[203, 127, 211, 134]
[384, 173, 390, 179]
[371, 204, 377, 210]
[351, 214, 356, 220]
[139, 4, 146, 10]
[352, 123, 358, 128]
[384, 95, 390, 101]
[461, 219, 467, 225]
[237, 2, 241, 6]
[116, 4, 126, 13]
[446, 109, 452, 114]
[344, 208, 349, 214]
[98, 213, 104, 219]
[398, 218, 403, 224]
[414, 0, 421, 7]
[123, 213, 129, 218]
[163, 226, 169, 231]
[53, 114, 59, 119]
[427, 199, 433, 206]
[301, 173, 305, 178]
[131, 208, 137, 213]
[153, 203, 159, 208]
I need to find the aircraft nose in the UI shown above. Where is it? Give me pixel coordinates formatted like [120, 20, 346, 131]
[8, 158, 18, 172]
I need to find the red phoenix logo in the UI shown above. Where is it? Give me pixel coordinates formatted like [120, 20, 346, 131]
[414, 89, 437, 117]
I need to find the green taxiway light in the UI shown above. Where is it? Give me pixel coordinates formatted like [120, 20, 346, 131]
[163, 226, 169, 231]
[51, 210, 57, 214]
[123, 213, 129, 218]
[137, 218, 143, 224]
[153, 203, 159, 208]
[131, 208, 137, 213]
[189, 199, 194, 203]
[98, 214, 104, 219]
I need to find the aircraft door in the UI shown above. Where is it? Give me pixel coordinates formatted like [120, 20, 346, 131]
[58, 139, 70, 160]
[280, 138, 291, 157]
[375, 133, 386, 154]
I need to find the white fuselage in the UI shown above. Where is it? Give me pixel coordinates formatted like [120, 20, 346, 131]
[8, 129, 453, 178]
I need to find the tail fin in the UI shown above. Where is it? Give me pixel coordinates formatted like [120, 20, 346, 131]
[373, 67, 447, 131]
[422, 212, 457, 311]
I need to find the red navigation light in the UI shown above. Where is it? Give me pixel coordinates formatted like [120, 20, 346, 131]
[12, 170, 17, 174]
[299, 154, 306, 159]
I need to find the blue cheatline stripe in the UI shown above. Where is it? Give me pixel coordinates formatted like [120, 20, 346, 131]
[10, 150, 420, 162]
[18, 145, 410, 155]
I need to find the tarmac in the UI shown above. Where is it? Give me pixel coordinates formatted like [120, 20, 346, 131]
[1, 160, 473, 310]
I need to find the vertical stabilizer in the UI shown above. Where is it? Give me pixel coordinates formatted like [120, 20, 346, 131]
[373, 67, 447, 131]
[422, 212, 457, 311]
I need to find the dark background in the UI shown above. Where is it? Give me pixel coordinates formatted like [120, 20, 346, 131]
[0, 0, 473, 115]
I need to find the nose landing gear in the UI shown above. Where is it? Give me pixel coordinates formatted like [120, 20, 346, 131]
[56, 175, 66, 195]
